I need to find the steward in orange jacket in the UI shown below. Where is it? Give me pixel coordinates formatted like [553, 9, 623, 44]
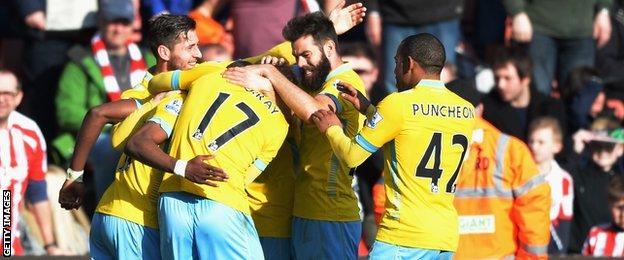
[454, 117, 551, 259]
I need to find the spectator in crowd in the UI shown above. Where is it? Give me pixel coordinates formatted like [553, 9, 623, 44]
[199, 43, 231, 62]
[201, 0, 304, 59]
[568, 117, 624, 253]
[448, 83, 551, 259]
[142, 0, 193, 18]
[481, 46, 566, 142]
[339, 42, 386, 105]
[54, 0, 156, 202]
[527, 117, 574, 254]
[0, 71, 63, 256]
[596, 0, 624, 101]
[365, 0, 464, 94]
[15, 0, 97, 143]
[560, 67, 607, 134]
[582, 175, 624, 256]
[504, 0, 612, 95]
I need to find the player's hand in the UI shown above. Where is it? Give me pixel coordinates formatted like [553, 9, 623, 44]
[25, 11, 46, 30]
[337, 81, 371, 115]
[328, 1, 366, 36]
[260, 55, 286, 66]
[223, 66, 274, 92]
[184, 155, 228, 186]
[58, 180, 86, 210]
[594, 9, 612, 49]
[311, 109, 342, 133]
[152, 90, 181, 103]
[511, 12, 532, 42]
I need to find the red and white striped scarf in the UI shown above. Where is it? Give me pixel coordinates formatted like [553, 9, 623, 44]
[91, 33, 147, 101]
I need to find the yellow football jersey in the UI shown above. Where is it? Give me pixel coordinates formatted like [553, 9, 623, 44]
[97, 92, 185, 229]
[159, 71, 289, 215]
[121, 71, 153, 104]
[356, 80, 475, 251]
[293, 63, 366, 221]
[247, 130, 298, 238]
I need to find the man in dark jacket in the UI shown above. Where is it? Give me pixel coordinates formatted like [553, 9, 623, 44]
[365, 0, 464, 94]
[482, 47, 566, 142]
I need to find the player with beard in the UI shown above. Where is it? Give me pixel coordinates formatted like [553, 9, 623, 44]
[224, 11, 367, 260]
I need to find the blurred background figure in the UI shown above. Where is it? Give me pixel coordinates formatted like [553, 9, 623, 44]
[0, 70, 66, 256]
[199, 43, 231, 62]
[54, 0, 155, 203]
[567, 117, 624, 253]
[527, 117, 574, 255]
[365, 0, 464, 94]
[504, 0, 612, 95]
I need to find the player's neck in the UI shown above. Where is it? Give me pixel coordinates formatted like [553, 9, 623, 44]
[329, 55, 343, 71]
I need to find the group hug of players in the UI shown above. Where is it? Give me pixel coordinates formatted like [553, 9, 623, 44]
[57, 2, 477, 259]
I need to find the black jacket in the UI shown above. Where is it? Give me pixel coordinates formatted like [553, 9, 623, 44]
[366, 0, 464, 26]
[567, 159, 623, 253]
[482, 88, 567, 142]
[596, 2, 624, 100]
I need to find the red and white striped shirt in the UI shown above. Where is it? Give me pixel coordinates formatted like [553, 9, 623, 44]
[545, 160, 574, 223]
[583, 223, 624, 257]
[0, 111, 47, 255]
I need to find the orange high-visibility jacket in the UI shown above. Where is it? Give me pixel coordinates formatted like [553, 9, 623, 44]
[454, 118, 551, 259]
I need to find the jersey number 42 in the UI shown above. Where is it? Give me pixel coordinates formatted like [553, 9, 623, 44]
[416, 132, 468, 194]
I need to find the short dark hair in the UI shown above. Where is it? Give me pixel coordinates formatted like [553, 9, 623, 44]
[146, 14, 196, 55]
[492, 46, 533, 80]
[339, 42, 377, 66]
[397, 33, 445, 75]
[282, 12, 337, 48]
[608, 175, 624, 204]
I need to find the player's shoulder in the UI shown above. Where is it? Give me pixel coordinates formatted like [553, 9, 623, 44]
[323, 63, 365, 92]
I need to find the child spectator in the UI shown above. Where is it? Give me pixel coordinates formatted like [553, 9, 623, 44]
[527, 117, 574, 254]
[582, 175, 624, 257]
[568, 117, 624, 253]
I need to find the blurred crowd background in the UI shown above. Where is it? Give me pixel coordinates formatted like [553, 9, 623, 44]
[1, 0, 624, 257]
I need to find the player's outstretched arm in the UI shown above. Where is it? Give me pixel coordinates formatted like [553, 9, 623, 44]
[224, 65, 332, 123]
[328, 1, 366, 35]
[311, 109, 372, 168]
[148, 62, 224, 94]
[58, 99, 138, 210]
[125, 122, 228, 186]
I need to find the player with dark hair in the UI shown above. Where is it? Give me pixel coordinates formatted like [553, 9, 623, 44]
[308, 33, 476, 259]
[224, 10, 368, 259]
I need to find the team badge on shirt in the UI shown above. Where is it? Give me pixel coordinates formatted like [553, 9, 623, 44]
[164, 99, 182, 115]
[366, 112, 383, 129]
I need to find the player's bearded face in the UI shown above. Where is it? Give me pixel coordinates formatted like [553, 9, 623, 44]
[301, 53, 331, 93]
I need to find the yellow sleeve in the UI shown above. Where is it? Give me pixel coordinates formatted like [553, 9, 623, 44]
[148, 62, 225, 94]
[358, 94, 403, 148]
[325, 125, 372, 168]
[121, 73, 153, 103]
[243, 41, 296, 65]
[247, 117, 289, 183]
[147, 93, 185, 138]
[110, 99, 159, 150]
